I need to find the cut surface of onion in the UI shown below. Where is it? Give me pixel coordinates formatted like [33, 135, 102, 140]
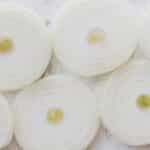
[0, 4, 52, 91]
[139, 13, 150, 58]
[53, 0, 137, 77]
[95, 60, 150, 146]
[14, 75, 100, 150]
[0, 95, 13, 148]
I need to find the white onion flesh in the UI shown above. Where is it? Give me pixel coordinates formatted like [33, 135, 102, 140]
[14, 75, 100, 150]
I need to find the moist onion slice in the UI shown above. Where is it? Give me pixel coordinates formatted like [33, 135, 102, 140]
[0, 4, 52, 91]
[95, 60, 150, 146]
[0, 95, 13, 149]
[14, 75, 100, 150]
[53, 0, 137, 77]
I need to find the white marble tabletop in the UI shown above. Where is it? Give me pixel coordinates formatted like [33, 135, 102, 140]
[0, 0, 150, 150]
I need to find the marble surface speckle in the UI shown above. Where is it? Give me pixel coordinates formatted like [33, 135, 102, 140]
[0, 0, 150, 150]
